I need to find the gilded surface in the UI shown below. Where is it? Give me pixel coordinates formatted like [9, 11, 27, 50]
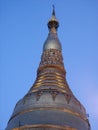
[38, 49, 65, 72]
[31, 48, 69, 92]
[9, 107, 87, 123]
[6, 8, 90, 130]
[12, 124, 77, 130]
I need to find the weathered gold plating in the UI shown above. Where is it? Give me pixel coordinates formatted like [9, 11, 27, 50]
[38, 71, 65, 77]
[37, 75, 65, 81]
[33, 82, 66, 89]
[12, 124, 77, 130]
[38, 64, 65, 74]
[31, 88, 67, 93]
[36, 78, 64, 82]
[9, 107, 87, 123]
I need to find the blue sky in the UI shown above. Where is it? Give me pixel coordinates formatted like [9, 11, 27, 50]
[0, 0, 98, 130]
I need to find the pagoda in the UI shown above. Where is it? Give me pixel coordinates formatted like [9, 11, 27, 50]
[6, 7, 91, 130]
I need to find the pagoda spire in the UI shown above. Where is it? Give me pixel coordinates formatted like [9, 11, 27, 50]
[43, 6, 61, 51]
[48, 5, 59, 32]
[29, 7, 73, 94]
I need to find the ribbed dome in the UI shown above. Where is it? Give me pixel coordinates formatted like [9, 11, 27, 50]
[6, 7, 91, 130]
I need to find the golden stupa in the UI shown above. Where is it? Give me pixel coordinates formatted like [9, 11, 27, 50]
[6, 7, 91, 130]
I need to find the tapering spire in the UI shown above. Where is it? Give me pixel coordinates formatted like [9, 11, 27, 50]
[48, 5, 59, 31]
[43, 6, 61, 51]
[52, 5, 55, 16]
[30, 7, 69, 93]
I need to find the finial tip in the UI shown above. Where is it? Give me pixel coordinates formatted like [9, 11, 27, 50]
[52, 4, 55, 16]
[53, 4, 55, 9]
